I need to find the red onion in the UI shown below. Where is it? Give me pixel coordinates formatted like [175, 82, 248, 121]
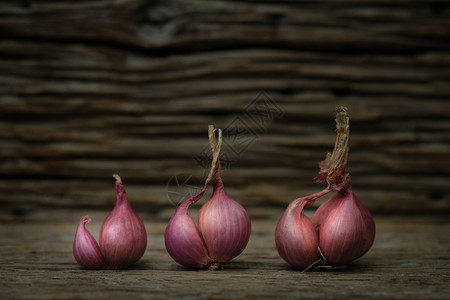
[73, 175, 147, 269]
[73, 216, 106, 270]
[165, 126, 251, 270]
[275, 189, 329, 269]
[164, 191, 211, 268]
[199, 174, 251, 264]
[275, 107, 375, 270]
[312, 186, 375, 266]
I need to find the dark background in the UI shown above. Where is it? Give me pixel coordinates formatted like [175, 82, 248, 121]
[1, 0, 449, 216]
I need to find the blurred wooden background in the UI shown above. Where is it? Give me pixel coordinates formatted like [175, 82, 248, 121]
[1, 0, 449, 214]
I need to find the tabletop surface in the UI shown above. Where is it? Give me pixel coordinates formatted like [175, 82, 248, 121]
[1, 207, 449, 299]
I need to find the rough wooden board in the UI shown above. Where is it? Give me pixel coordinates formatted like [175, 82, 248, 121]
[0, 209, 449, 299]
[1, 0, 450, 212]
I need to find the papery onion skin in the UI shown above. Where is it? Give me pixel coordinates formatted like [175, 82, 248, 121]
[99, 176, 147, 269]
[275, 189, 329, 269]
[73, 216, 106, 270]
[313, 186, 375, 266]
[198, 177, 251, 263]
[275, 209, 319, 269]
[165, 198, 211, 269]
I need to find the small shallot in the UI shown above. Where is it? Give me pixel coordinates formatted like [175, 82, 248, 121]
[73, 175, 147, 269]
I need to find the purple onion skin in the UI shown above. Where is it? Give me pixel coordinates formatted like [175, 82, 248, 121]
[312, 187, 375, 266]
[73, 216, 106, 270]
[275, 203, 320, 269]
[198, 178, 251, 263]
[165, 201, 211, 268]
[275, 189, 330, 269]
[99, 180, 147, 269]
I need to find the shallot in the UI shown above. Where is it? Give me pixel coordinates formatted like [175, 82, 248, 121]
[165, 125, 251, 270]
[73, 175, 147, 269]
[275, 107, 375, 269]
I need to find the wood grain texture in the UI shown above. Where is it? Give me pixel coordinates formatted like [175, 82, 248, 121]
[0, 209, 449, 299]
[1, 0, 449, 212]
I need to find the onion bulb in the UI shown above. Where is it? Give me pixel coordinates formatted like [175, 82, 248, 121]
[275, 107, 375, 270]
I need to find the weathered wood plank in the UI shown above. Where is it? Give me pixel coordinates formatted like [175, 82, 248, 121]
[0, 0, 449, 212]
[0, 210, 448, 299]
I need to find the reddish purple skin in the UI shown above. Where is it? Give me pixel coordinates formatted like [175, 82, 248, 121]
[275, 189, 330, 269]
[198, 178, 251, 263]
[164, 201, 211, 268]
[164, 160, 251, 269]
[99, 181, 147, 269]
[275, 202, 320, 269]
[73, 216, 106, 269]
[313, 187, 375, 266]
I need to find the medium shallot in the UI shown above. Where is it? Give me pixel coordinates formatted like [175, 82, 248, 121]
[165, 125, 251, 270]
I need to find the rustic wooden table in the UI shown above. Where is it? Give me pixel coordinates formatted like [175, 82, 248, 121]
[1, 208, 448, 299]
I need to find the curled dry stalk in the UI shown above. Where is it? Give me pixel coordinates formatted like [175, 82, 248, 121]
[315, 106, 350, 191]
[205, 125, 222, 187]
[183, 125, 222, 206]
